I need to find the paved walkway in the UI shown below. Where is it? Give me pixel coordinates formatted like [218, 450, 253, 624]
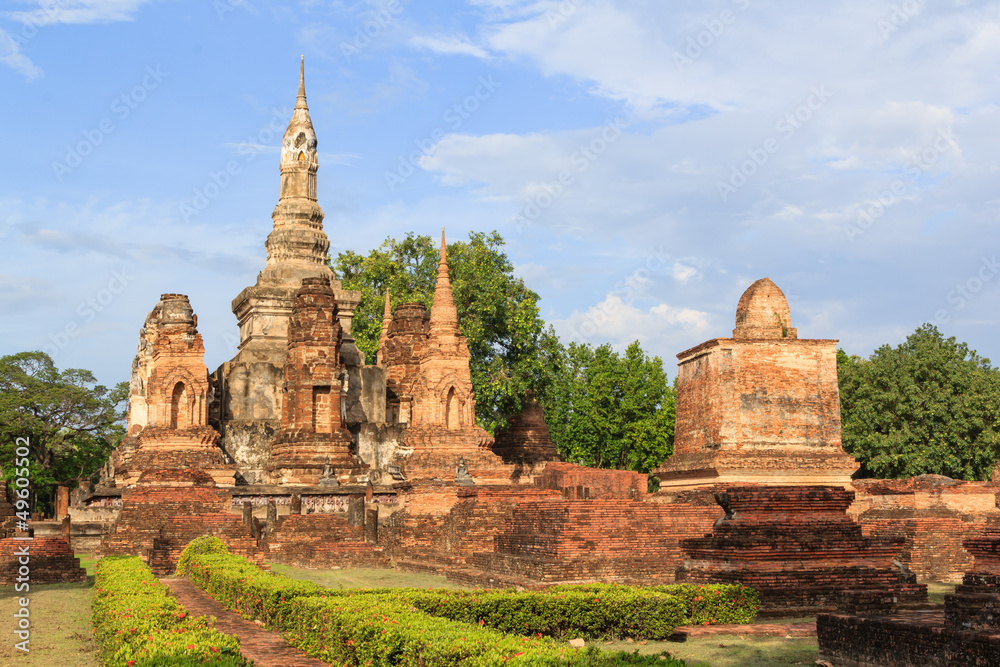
[670, 621, 817, 639]
[161, 578, 330, 667]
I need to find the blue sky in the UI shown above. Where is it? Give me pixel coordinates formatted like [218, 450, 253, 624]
[2, 0, 999, 388]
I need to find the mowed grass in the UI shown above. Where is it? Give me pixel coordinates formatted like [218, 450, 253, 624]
[268, 562, 470, 590]
[926, 582, 956, 605]
[600, 636, 820, 667]
[0, 578, 97, 667]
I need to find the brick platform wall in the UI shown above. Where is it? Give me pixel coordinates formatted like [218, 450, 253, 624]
[0, 537, 87, 585]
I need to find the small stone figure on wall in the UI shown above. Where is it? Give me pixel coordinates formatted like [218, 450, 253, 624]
[455, 457, 473, 486]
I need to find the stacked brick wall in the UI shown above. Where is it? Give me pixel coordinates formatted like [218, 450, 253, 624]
[0, 537, 87, 584]
[850, 476, 1000, 582]
[818, 528, 1000, 666]
[535, 462, 647, 500]
[101, 471, 260, 575]
[465, 499, 721, 587]
[681, 486, 926, 615]
[266, 513, 388, 568]
[817, 611, 1000, 666]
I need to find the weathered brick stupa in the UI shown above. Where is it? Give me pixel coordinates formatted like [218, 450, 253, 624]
[491, 392, 561, 466]
[267, 276, 368, 484]
[654, 278, 859, 490]
[116, 294, 234, 486]
[101, 295, 260, 574]
[213, 57, 365, 485]
[378, 231, 507, 485]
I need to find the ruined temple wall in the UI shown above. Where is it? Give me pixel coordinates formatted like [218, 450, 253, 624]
[534, 462, 648, 500]
[849, 477, 1000, 582]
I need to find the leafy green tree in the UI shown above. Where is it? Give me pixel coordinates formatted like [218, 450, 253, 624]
[333, 230, 557, 433]
[838, 324, 1000, 480]
[543, 341, 675, 473]
[0, 351, 127, 514]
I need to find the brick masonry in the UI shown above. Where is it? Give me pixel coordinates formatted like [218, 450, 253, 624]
[0, 536, 87, 585]
[680, 486, 927, 615]
[818, 527, 1000, 666]
[654, 278, 859, 490]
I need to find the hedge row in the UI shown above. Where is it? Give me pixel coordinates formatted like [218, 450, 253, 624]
[550, 583, 760, 625]
[402, 588, 686, 640]
[179, 543, 688, 666]
[283, 593, 688, 666]
[92, 555, 248, 666]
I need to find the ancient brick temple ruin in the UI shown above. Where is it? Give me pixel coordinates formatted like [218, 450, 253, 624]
[818, 526, 1000, 665]
[61, 61, 1000, 613]
[653, 277, 859, 490]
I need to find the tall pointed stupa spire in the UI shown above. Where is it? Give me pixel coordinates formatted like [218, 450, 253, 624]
[429, 228, 460, 336]
[278, 56, 318, 201]
[296, 55, 307, 109]
[377, 288, 392, 366]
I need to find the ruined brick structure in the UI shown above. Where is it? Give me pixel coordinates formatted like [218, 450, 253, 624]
[850, 475, 1000, 582]
[268, 276, 367, 485]
[654, 278, 858, 489]
[491, 394, 561, 466]
[818, 526, 1000, 665]
[680, 486, 926, 615]
[76, 61, 1000, 600]
[116, 294, 234, 487]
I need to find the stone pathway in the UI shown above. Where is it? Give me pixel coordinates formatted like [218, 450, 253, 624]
[160, 578, 330, 667]
[670, 621, 817, 640]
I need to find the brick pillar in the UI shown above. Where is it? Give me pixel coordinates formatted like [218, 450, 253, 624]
[365, 508, 378, 544]
[291, 494, 302, 515]
[266, 500, 277, 530]
[348, 497, 365, 527]
[55, 486, 70, 520]
[242, 502, 252, 526]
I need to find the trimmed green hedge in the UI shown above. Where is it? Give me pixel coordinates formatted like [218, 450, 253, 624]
[403, 588, 686, 639]
[283, 593, 687, 666]
[550, 583, 760, 625]
[176, 535, 233, 576]
[92, 555, 248, 666]
[176, 542, 690, 665]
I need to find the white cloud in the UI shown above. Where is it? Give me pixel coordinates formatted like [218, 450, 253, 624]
[410, 34, 489, 59]
[4, 0, 154, 26]
[0, 27, 40, 79]
[552, 293, 713, 362]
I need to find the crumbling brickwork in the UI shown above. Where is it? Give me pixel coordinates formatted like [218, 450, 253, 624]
[850, 476, 1000, 582]
[491, 395, 561, 465]
[818, 527, 1000, 666]
[655, 278, 858, 490]
[268, 276, 367, 484]
[680, 486, 926, 615]
[118, 294, 233, 487]
[0, 537, 87, 585]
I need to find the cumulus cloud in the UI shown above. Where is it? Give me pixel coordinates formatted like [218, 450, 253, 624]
[4, 0, 155, 26]
[410, 34, 490, 59]
[0, 27, 41, 79]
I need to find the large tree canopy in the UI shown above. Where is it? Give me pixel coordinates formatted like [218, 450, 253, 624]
[333, 230, 557, 434]
[543, 341, 675, 473]
[0, 351, 127, 513]
[838, 324, 1000, 480]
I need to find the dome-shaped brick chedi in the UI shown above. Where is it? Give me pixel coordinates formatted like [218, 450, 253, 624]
[652, 276, 858, 490]
[733, 277, 797, 340]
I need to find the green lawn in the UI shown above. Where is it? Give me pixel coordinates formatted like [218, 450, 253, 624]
[267, 562, 470, 590]
[604, 636, 820, 667]
[0, 580, 97, 666]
